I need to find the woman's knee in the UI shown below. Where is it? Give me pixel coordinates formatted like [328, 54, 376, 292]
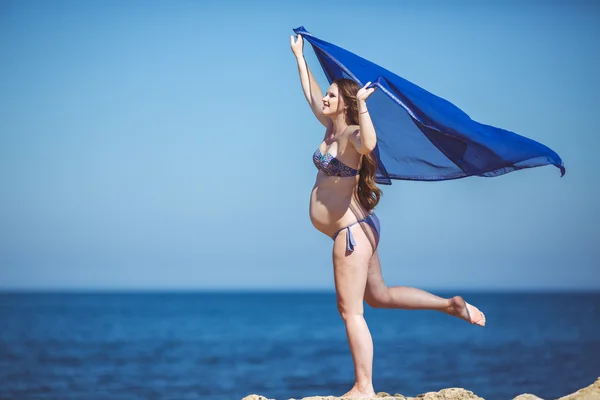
[364, 287, 391, 309]
[337, 299, 364, 321]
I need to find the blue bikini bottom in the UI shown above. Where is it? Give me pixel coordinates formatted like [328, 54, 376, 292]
[331, 213, 381, 252]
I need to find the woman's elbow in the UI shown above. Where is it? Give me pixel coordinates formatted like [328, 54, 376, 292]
[362, 140, 377, 154]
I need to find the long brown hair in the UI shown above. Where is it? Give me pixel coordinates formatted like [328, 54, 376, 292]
[334, 78, 382, 211]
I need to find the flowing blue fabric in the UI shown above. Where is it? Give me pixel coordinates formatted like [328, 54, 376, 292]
[293, 26, 565, 184]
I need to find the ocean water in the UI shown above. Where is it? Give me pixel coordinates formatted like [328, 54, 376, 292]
[0, 292, 599, 400]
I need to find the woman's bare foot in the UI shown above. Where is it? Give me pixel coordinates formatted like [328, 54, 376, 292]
[447, 296, 486, 326]
[341, 384, 376, 399]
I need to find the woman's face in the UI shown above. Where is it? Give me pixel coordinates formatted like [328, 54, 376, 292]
[322, 83, 345, 116]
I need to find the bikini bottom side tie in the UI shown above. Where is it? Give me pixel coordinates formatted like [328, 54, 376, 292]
[331, 213, 381, 252]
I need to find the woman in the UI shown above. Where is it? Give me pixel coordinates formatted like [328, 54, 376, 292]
[290, 34, 486, 399]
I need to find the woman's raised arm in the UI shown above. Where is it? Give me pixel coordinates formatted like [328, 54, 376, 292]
[291, 34, 328, 127]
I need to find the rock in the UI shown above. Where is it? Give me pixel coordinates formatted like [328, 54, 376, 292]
[412, 388, 483, 400]
[512, 395, 544, 400]
[558, 377, 600, 400]
[242, 378, 600, 400]
[375, 393, 399, 400]
[299, 397, 338, 400]
[299, 397, 339, 400]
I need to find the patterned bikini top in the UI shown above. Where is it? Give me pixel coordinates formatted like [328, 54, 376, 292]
[313, 148, 360, 177]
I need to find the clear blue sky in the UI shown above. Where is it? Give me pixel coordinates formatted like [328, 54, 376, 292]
[1, 0, 598, 291]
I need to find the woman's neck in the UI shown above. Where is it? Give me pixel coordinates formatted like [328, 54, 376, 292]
[329, 114, 348, 136]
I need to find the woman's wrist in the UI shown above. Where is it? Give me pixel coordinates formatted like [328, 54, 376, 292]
[358, 100, 368, 114]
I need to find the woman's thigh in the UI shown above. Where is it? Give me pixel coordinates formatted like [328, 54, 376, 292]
[364, 251, 390, 307]
[332, 223, 376, 314]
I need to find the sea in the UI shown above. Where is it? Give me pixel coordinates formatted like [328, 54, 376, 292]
[0, 292, 599, 400]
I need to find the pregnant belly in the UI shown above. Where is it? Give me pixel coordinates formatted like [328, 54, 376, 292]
[309, 184, 357, 236]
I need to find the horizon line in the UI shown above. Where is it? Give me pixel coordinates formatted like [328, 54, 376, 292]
[1, 287, 599, 294]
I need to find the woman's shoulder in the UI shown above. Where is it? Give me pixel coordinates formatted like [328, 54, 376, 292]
[344, 124, 360, 136]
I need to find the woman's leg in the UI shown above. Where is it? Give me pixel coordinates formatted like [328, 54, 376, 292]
[333, 223, 378, 398]
[364, 251, 486, 326]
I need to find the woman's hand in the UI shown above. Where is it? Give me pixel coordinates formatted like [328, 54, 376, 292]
[357, 81, 376, 103]
[290, 34, 304, 57]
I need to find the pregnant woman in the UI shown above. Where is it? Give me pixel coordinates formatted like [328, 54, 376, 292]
[291, 34, 486, 399]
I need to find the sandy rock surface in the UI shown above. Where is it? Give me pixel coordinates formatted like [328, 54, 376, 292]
[558, 377, 600, 400]
[241, 378, 600, 400]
